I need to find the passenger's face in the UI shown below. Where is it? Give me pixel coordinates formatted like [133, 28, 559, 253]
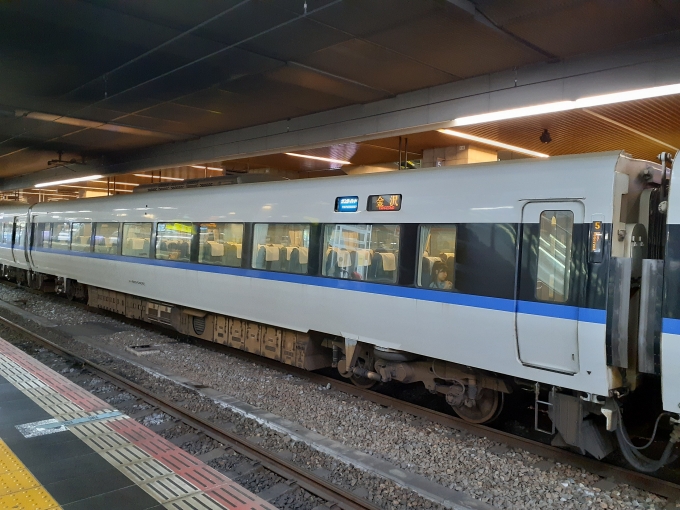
[437, 270, 448, 282]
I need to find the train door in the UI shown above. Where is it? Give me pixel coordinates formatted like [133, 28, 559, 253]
[516, 201, 584, 374]
[11, 217, 26, 265]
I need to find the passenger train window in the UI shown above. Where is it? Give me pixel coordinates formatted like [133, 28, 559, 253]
[252, 224, 310, 274]
[93, 223, 119, 254]
[1, 222, 12, 245]
[122, 223, 152, 258]
[536, 211, 573, 303]
[322, 224, 400, 283]
[70, 223, 92, 252]
[33, 223, 51, 248]
[156, 223, 193, 262]
[417, 225, 457, 290]
[50, 222, 70, 250]
[197, 223, 243, 267]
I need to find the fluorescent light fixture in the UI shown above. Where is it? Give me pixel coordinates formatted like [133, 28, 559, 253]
[285, 153, 352, 165]
[133, 174, 184, 181]
[453, 83, 680, 126]
[190, 165, 222, 171]
[34, 175, 103, 188]
[60, 185, 110, 190]
[92, 180, 139, 186]
[437, 129, 549, 158]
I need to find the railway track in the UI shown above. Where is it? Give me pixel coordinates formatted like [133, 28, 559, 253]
[0, 282, 679, 506]
[188, 341, 680, 503]
[0, 313, 382, 510]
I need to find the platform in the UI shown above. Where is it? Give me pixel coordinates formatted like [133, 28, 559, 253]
[0, 337, 276, 509]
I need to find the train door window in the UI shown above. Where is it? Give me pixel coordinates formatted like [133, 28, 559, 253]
[156, 223, 193, 261]
[122, 223, 152, 258]
[51, 222, 70, 250]
[14, 221, 26, 248]
[417, 225, 457, 290]
[198, 223, 244, 267]
[33, 223, 51, 248]
[1, 222, 12, 245]
[94, 223, 119, 254]
[70, 223, 92, 252]
[536, 210, 574, 303]
[252, 223, 310, 274]
[322, 224, 400, 283]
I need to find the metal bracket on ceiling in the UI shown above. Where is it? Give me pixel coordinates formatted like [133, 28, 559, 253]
[47, 151, 86, 167]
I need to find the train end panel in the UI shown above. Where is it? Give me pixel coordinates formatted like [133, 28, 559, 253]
[662, 151, 680, 414]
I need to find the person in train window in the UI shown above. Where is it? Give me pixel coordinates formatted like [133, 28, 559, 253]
[429, 261, 452, 290]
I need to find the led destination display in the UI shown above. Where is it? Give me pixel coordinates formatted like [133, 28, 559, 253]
[367, 194, 401, 211]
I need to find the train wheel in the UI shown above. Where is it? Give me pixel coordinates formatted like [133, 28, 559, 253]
[452, 388, 502, 424]
[350, 373, 377, 389]
[65, 280, 76, 301]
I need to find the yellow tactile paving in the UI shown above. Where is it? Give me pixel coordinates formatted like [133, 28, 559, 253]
[0, 469, 40, 496]
[0, 440, 24, 474]
[0, 439, 61, 509]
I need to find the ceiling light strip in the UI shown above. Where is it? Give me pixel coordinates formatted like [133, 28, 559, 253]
[133, 174, 184, 181]
[453, 83, 680, 126]
[285, 153, 352, 165]
[92, 180, 139, 186]
[437, 129, 549, 158]
[190, 165, 223, 171]
[34, 175, 103, 188]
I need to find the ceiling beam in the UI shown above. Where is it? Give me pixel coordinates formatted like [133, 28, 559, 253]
[2, 31, 680, 191]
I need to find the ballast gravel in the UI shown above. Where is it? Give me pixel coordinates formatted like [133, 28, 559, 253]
[0, 284, 673, 510]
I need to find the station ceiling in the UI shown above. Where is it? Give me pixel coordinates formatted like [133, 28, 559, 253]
[1, 0, 680, 187]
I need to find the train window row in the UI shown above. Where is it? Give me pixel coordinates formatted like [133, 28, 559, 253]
[18, 215, 579, 304]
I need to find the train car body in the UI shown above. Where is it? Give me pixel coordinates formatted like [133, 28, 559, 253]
[1, 150, 678, 469]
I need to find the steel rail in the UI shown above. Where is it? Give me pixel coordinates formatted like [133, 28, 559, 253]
[0, 314, 381, 510]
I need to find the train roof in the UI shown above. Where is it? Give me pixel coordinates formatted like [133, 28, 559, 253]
[0, 151, 659, 224]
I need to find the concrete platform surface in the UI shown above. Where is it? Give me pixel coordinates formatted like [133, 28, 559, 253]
[0, 336, 276, 510]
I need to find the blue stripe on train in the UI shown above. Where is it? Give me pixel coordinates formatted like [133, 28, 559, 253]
[30, 247, 607, 324]
[662, 318, 680, 335]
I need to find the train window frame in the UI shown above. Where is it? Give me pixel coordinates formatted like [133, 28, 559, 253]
[416, 224, 457, 291]
[70, 222, 93, 252]
[251, 223, 311, 275]
[33, 222, 51, 249]
[93, 222, 120, 255]
[121, 222, 153, 258]
[196, 222, 244, 268]
[535, 210, 574, 303]
[155, 222, 194, 262]
[320, 223, 402, 285]
[50, 222, 71, 250]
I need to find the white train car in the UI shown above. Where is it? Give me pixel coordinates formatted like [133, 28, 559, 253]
[1, 150, 678, 471]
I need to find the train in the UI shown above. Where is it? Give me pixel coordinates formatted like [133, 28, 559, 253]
[0, 150, 678, 473]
